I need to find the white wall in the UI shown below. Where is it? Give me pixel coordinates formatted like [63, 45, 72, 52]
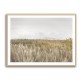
[0, 0, 79, 80]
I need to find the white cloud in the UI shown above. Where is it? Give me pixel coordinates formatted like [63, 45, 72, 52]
[11, 18, 72, 39]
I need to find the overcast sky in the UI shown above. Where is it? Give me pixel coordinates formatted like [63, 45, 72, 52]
[11, 18, 72, 39]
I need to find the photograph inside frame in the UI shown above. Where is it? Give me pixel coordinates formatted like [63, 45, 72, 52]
[6, 14, 76, 66]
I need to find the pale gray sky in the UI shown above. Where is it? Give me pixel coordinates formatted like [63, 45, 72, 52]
[11, 18, 72, 39]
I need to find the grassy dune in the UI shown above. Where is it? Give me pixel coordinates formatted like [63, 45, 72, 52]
[10, 39, 72, 62]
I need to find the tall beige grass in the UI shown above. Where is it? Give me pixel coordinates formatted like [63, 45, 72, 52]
[11, 39, 72, 62]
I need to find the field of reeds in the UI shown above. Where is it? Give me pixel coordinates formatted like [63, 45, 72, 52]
[10, 39, 72, 62]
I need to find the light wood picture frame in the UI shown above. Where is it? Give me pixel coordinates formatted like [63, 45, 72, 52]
[5, 14, 76, 67]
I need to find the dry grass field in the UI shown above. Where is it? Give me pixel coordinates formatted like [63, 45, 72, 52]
[10, 39, 72, 62]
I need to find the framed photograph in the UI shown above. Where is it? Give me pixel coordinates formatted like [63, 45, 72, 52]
[6, 14, 76, 67]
